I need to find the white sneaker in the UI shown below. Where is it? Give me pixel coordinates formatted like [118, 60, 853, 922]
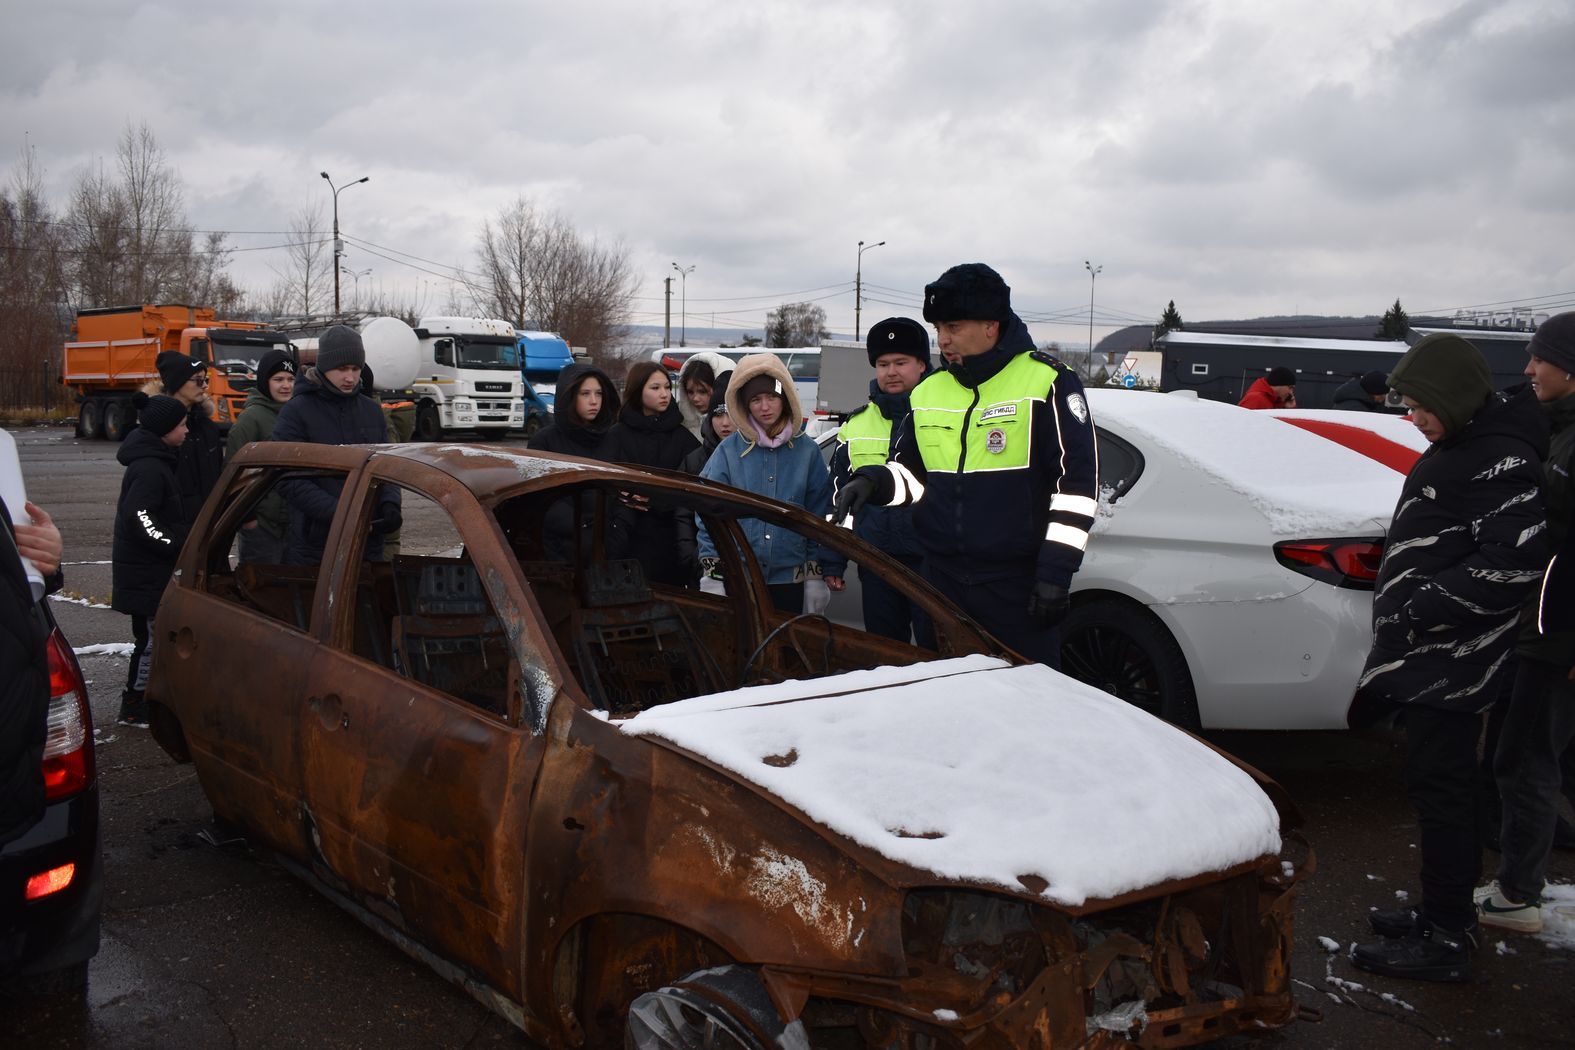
[1478, 889, 1542, 934]
[1472, 880, 1501, 906]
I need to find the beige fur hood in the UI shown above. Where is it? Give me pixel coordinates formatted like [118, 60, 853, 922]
[724, 352, 801, 442]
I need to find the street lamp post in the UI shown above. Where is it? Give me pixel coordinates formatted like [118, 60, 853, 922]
[341, 267, 371, 309]
[855, 239, 885, 342]
[1084, 260, 1103, 379]
[321, 170, 370, 315]
[672, 262, 695, 347]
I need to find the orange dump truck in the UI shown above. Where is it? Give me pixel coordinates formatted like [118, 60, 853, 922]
[62, 304, 293, 440]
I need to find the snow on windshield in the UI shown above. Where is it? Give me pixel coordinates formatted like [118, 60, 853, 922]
[1087, 390, 1401, 535]
[617, 657, 1281, 907]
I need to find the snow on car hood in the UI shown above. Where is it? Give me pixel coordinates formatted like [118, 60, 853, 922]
[1087, 390, 1402, 536]
[615, 655, 1282, 907]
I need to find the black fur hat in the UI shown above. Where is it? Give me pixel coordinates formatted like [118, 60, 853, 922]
[922, 263, 1011, 325]
[866, 317, 932, 369]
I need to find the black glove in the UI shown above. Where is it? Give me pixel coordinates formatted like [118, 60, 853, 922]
[832, 476, 876, 526]
[1026, 581, 1070, 630]
[372, 503, 402, 533]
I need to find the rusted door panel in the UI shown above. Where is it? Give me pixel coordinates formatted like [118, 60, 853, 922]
[156, 586, 310, 860]
[299, 649, 535, 997]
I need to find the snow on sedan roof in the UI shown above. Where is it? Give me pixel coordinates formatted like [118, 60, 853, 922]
[617, 656, 1282, 907]
[1087, 390, 1403, 535]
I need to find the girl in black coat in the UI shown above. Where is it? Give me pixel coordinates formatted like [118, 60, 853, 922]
[112, 396, 192, 727]
[610, 362, 700, 587]
[527, 364, 630, 564]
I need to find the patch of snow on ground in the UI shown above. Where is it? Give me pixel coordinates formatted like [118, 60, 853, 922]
[1494, 940, 1516, 956]
[1394, 889, 1409, 900]
[49, 594, 112, 609]
[1317, 936, 1341, 953]
[620, 657, 1281, 907]
[1538, 883, 1575, 950]
[73, 642, 132, 657]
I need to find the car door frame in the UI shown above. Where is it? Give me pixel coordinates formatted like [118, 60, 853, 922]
[296, 452, 554, 1001]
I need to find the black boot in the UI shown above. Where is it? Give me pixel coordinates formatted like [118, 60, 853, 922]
[1351, 920, 1476, 983]
[1368, 905, 1481, 942]
[117, 691, 149, 728]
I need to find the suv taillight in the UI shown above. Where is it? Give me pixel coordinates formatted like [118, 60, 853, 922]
[1274, 538, 1384, 590]
[42, 627, 94, 801]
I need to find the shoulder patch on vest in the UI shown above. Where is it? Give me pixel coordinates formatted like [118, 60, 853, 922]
[1066, 392, 1088, 424]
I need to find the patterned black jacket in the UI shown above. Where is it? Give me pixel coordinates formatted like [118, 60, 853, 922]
[1358, 386, 1549, 713]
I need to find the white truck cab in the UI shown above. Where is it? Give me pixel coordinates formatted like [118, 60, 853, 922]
[411, 316, 527, 440]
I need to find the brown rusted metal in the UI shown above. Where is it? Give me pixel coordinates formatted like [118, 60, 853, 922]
[146, 441, 1308, 1048]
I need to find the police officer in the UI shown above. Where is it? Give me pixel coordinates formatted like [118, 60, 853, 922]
[833, 263, 1098, 667]
[829, 317, 932, 642]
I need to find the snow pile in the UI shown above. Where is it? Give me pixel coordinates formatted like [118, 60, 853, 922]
[1316, 935, 1341, 953]
[618, 656, 1282, 906]
[1539, 883, 1575, 950]
[1086, 390, 1401, 535]
[73, 642, 133, 657]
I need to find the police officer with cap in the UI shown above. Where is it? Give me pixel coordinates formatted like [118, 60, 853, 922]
[829, 317, 932, 642]
[833, 264, 1098, 667]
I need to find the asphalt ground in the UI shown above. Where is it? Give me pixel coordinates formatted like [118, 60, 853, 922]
[4, 423, 1573, 1049]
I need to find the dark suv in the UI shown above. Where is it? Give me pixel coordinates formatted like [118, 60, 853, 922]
[1, 607, 101, 994]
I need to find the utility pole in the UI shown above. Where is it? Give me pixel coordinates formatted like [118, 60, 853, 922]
[663, 277, 673, 349]
[1084, 260, 1103, 379]
[321, 171, 369, 316]
[855, 239, 885, 342]
[672, 263, 695, 347]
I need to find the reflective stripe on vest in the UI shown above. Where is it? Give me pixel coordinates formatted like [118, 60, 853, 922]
[839, 405, 894, 469]
[910, 354, 1058, 473]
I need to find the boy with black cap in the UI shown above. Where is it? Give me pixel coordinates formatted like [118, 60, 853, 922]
[1238, 366, 1297, 409]
[150, 349, 225, 522]
[271, 326, 399, 565]
[829, 316, 932, 642]
[1478, 310, 1575, 935]
[226, 348, 297, 564]
[1333, 370, 1392, 412]
[1350, 333, 1548, 982]
[833, 264, 1098, 667]
[113, 394, 192, 727]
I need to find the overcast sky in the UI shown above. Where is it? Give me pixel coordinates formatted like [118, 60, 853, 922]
[5, 0, 1572, 347]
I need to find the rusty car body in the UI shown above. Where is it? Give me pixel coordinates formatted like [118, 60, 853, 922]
[147, 441, 1309, 1048]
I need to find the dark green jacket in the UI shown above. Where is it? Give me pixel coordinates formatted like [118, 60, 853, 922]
[226, 388, 289, 538]
[1519, 392, 1575, 664]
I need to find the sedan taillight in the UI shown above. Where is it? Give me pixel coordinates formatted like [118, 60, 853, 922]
[42, 627, 95, 801]
[1274, 538, 1384, 590]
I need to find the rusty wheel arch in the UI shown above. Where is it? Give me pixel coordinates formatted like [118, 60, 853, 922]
[551, 910, 738, 1047]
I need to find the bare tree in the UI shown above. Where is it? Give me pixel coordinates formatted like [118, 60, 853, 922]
[475, 195, 637, 354]
[0, 146, 70, 409]
[269, 204, 331, 317]
[61, 122, 235, 312]
[764, 302, 828, 347]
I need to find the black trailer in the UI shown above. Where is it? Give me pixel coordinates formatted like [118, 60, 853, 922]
[1157, 327, 1535, 408]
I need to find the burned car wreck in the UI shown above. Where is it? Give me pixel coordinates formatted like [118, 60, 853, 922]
[148, 442, 1308, 1048]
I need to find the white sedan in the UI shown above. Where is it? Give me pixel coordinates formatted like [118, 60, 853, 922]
[1065, 390, 1404, 730]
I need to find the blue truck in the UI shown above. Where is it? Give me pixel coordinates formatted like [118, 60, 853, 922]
[516, 331, 575, 429]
